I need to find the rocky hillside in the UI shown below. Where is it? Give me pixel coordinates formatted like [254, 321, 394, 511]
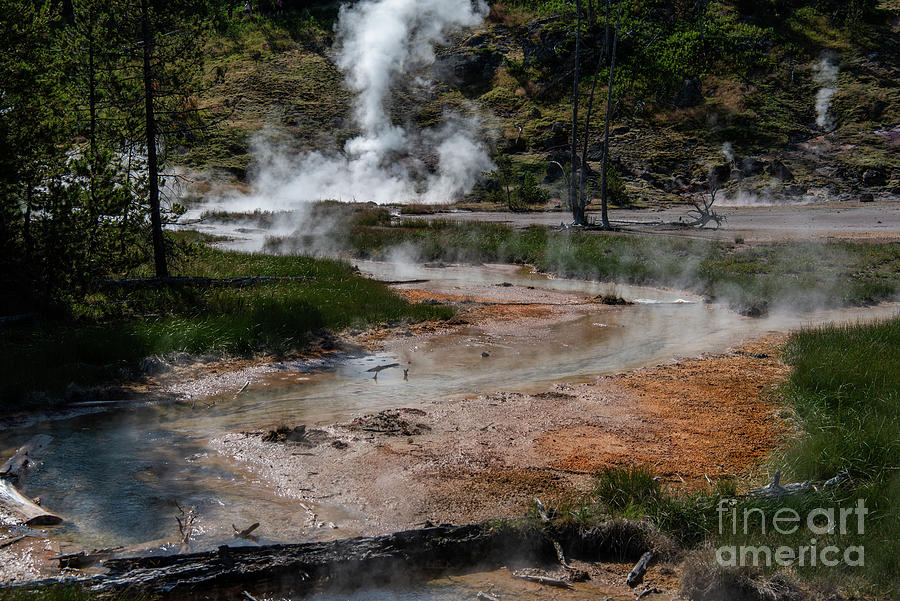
[181, 1, 900, 207]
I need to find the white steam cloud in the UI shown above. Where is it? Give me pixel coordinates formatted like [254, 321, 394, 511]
[720, 142, 734, 163]
[225, 0, 492, 210]
[813, 57, 838, 131]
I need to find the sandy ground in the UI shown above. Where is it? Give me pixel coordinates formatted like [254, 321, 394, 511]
[414, 200, 900, 243]
[214, 328, 790, 536]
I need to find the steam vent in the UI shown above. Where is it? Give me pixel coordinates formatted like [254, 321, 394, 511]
[1, 0, 898, 599]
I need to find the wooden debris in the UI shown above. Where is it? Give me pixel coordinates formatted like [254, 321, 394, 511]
[55, 547, 123, 570]
[749, 470, 811, 497]
[0, 435, 53, 481]
[0, 435, 62, 526]
[367, 362, 400, 374]
[233, 523, 260, 540]
[0, 535, 26, 550]
[175, 503, 197, 546]
[637, 587, 662, 599]
[476, 592, 499, 601]
[627, 551, 654, 588]
[80, 522, 543, 596]
[534, 497, 551, 523]
[233, 380, 251, 399]
[241, 592, 259, 601]
[511, 571, 574, 589]
[377, 279, 430, 285]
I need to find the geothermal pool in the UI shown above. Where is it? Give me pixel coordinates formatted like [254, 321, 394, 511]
[0, 261, 896, 553]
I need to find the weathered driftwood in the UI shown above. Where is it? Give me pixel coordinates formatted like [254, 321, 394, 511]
[0, 435, 62, 526]
[233, 523, 260, 540]
[55, 548, 123, 570]
[0, 535, 27, 550]
[0, 435, 53, 481]
[0, 480, 62, 526]
[511, 571, 574, 589]
[747, 470, 846, 498]
[626, 551, 654, 587]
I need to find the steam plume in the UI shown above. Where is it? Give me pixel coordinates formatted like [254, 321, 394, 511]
[230, 0, 492, 209]
[813, 57, 838, 131]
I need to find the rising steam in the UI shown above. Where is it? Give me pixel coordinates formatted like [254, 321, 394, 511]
[226, 0, 492, 210]
[813, 57, 838, 131]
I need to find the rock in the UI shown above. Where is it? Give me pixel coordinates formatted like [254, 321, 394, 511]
[861, 168, 886, 187]
[673, 78, 702, 108]
[859, 193, 875, 203]
[140, 356, 170, 376]
[464, 32, 492, 48]
[433, 49, 503, 96]
[766, 160, 793, 181]
[740, 301, 769, 318]
[545, 149, 573, 165]
[737, 157, 764, 177]
[262, 425, 308, 443]
[542, 122, 569, 150]
[709, 164, 732, 185]
[595, 294, 633, 306]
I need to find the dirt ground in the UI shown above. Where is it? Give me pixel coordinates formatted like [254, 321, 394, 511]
[214, 326, 791, 536]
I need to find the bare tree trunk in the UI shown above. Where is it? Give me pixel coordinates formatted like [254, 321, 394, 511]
[598, 0, 623, 230]
[569, 0, 583, 225]
[578, 0, 611, 213]
[141, 0, 168, 278]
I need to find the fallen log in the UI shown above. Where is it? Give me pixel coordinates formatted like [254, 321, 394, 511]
[0, 435, 62, 526]
[511, 571, 574, 589]
[0, 479, 62, 526]
[35, 522, 551, 599]
[5, 519, 659, 599]
[366, 363, 400, 373]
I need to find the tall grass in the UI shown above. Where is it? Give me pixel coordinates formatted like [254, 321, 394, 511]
[566, 319, 900, 595]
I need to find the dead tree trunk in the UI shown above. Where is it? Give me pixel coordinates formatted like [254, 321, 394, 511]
[578, 0, 612, 214]
[569, 0, 584, 225]
[685, 184, 726, 229]
[598, 0, 623, 230]
[141, 0, 168, 278]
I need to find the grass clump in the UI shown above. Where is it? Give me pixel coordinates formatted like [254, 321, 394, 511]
[558, 318, 900, 595]
[327, 219, 900, 312]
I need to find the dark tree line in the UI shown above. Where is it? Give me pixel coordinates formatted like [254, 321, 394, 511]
[1, 0, 220, 313]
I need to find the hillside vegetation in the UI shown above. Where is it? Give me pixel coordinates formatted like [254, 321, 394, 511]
[181, 0, 900, 207]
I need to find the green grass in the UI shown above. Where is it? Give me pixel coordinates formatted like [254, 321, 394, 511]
[557, 318, 900, 596]
[0, 243, 453, 410]
[309, 218, 900, 313]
